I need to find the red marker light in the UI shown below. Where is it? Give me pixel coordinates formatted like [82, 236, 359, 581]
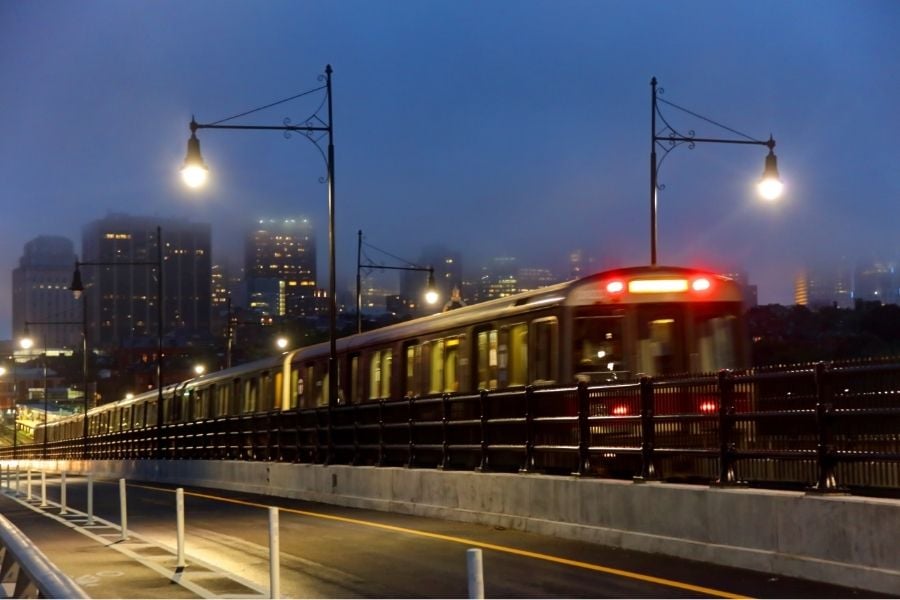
[692, 277, 711, 292]
[699, 400, 718, 413]
[606, 280, 625, 294]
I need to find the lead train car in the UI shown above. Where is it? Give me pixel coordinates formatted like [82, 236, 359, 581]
[39, 266, 748, 445]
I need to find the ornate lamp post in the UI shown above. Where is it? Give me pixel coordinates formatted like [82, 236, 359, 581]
[181, 64, 338, 408]
[356, 229, 440, 334]
[649, 77, 783, 266]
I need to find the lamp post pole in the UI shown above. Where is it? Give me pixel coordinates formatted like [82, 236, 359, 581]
[183, 65, 338, 408]
[649, 77, 782, 266]
[355, 230, 439, 334]
[71, 224, 164, 458]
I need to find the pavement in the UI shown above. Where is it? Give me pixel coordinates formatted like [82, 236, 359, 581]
[0, 483, 267, 599]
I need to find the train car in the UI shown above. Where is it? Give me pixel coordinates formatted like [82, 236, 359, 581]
[38, 265, 748, 449]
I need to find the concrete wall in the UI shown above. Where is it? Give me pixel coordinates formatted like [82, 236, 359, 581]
[13, 459, 900, 595]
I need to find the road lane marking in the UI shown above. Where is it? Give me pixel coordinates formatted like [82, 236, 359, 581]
[131, 482, 748, 599]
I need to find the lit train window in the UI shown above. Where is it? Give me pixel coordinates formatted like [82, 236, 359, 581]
[532, 318, 558, 384]
[405, 344, 422, 397]
[508, 324, 528, 387]
[349, 354, 360, 403]
[443, 338, 460, 393]
[574, 316, 626, 382]
[696, 314, 738, 372]
[369, 349, 393, 400]
[429, 340, 445, 394]
[477, 329, 499, 390]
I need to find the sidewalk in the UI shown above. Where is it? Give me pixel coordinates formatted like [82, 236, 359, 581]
[0, 490, 263, 599]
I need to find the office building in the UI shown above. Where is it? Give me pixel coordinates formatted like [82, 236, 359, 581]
[244, 219, 317, 317]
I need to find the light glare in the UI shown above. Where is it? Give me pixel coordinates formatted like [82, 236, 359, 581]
[629, 279, 689, 293]
[425, 289, 440, 305]
[757, 177, 783, 201]
[181, 165, 208, 188]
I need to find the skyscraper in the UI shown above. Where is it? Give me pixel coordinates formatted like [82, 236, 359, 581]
[81, 214, 212, 348]
[244, 218, 317, 317]
[12, 236, 80, 348]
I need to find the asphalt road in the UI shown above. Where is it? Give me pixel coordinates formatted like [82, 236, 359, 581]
[0, 472, 887, 598]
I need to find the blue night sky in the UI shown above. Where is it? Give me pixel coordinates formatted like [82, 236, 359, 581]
[1, 1, 899, 339]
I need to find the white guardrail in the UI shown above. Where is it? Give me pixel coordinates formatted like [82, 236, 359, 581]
[0, 514, 89, 599]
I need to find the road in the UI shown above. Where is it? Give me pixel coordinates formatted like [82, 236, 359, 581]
[0, 472, 884, 598]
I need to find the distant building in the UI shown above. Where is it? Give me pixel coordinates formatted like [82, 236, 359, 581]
[719, 270, 758, 309]
[516, 267, 557, 292]
[794, 260, 855, 308]
[81, 214, 212, 348]
[12, 236, 81, 348]
[244, 218, 317, 318]
[854, 259, 898, 305]
[475, 257, 519, 302]
[400, 245, 463, 313]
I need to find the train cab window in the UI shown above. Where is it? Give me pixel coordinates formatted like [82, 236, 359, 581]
[508, 324, 528, 387]
[532, 318, 558, 384]
[574, 316, 626, 383]
[695, 314, 738, 372]
[636, 306, 685, 377]
[476, 329, 499, 390]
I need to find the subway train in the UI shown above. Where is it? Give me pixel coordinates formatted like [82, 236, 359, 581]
[38, 265, 748, 448]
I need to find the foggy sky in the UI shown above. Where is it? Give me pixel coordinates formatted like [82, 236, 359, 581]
[2, 0, 899, 339]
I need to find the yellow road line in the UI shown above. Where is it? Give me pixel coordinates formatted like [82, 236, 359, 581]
[129, 482, 747, 599]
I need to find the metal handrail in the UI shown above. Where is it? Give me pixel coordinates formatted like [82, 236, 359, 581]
[0, 514, 89, 599]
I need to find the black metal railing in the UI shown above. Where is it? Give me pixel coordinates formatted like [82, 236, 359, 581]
[6, 360, 900, 497]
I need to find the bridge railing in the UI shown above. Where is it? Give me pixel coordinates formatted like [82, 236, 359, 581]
[0, 514, 88, 599]
[6, 360, 900, 496]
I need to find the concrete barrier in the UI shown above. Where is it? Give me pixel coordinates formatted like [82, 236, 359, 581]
[14, 459, 900, 595]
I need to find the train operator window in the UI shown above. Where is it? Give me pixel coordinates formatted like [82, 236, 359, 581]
[636, 306, 685, 376]
[574, 316, 626, 383]
[695, 313, 738, 372]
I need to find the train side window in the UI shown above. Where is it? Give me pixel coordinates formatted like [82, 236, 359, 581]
[133, 403, 144, 428]
[290, 366, 300, 409]
[574, 316, 626, 383]
[429, 340, 445, 394]
[532, 317, 558, 384]
[443, 338, 460, 393]
[404, 343, 421, 397]
[349, 354, 360, 404]
[274, 370, 283, 411]
[476, 329, 499, 390]
[146, 400, 158, 427]
[508, 324, 528, 387]
[368, 350, 383, 400]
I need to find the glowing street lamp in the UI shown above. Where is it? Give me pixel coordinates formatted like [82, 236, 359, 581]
[355, 230, 440, 334]
[180, 131, 209, 188]
[182, 65, 338, 410]
[193, 364, 206, 377]
[649, 77, 783, 265]
[276, 337, 289, 351]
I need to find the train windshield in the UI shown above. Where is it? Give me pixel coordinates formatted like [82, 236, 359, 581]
[574, 315, 627, 382]
[574, 302, 742, 381]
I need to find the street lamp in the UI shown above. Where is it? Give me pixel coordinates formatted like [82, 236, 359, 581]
[649, 77, 783, 266]
[181, 64, 338, 407]
[18, 330, 49, 458]
[193, 364, 206, 377]
[276, 336, 289, 351]
[71, 224, 165, 457]
[356, 229, 440, 334]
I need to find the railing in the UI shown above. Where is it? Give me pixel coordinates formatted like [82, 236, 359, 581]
[6, 360, 900, 496]
[0, 514, 89, 599]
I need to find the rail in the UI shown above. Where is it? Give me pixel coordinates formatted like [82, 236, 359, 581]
[6, 360, 900, 496]
[0, 514, 89, 599]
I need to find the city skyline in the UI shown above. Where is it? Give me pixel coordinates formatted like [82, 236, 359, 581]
[2, 1, 899, 340]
